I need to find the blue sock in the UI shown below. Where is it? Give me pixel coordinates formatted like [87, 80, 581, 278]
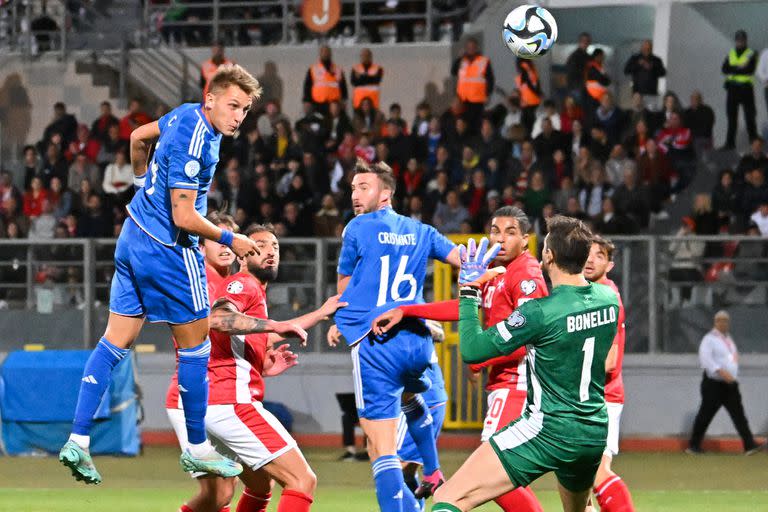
[177, 339, 211, 445]
[372, 455, 405, 512]
[403, 473, 425, 512]
[72, 337, 129, 436]
[402, 395, 439, 475]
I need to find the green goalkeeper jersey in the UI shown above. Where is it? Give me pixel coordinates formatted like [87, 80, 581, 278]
[459, 282, 619, 445]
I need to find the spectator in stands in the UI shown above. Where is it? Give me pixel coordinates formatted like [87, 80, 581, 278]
[325, 101, 353, 152]
[257, 100, 289, 138]
[40, 142, 68, 188]
[515, 57, 542, 135]
[96, 124, 125, 169]
[510, 140, 540, 197]
[77, 193, 112, 237]
[102, 149, 133, 207]
[23, 177, 48, 218]
[578, 162, 612, 218]
[553, 175, 577, 213]
[589, 126, 611, 163]
[42, 102, 78, 147]
[21, 146, 41, 190]
[464, 169, 488, 221]
[68, 153, 101, 194]
[691, 193, 719, 236]
[688, 310, 763, 455]
[501, 93, 523, 138]
[28, 199, 56, 239]
[574, 146, 595, 185]
[612, 166, 650, 229]
[550, 149, 571, 188]
[533, 117, 566, 172]
[721, 30, 758, 150]
[0, 171, 21, 227]
[712, 169, 739, 226]
[749, 201, 768, 236]
[594, 196, 637, 234]
[48, 176, 72, 221]
[568, 120, 589, 163]
[432, 189, 468, 234]
[350, 48, 383, 111]
[304, 45, 348, 116]
[411, 102, 433, 159]
[282, 201, 310, 237]
[314, 194, 341, 237]
[477, 118, 506, 169]
[531, 99, 561, 139]
[90, 101, 119, 143]
[625, 92, 656, 140]
[623, 39, 666, 107]
[637, 138, 671, 187]
[556, 98, 580, 138]
[452, 37, 494, 133]
[684, 91, 716, 153]
[605, 144, 634, 187]
[585, 48, 611, 112]
[657, 111, 696, 191]
[735, 137, 768, 179]
[668, 216, 705, 303]
[565, 195, 588, 221]
[624, 119, 650, 159]
[566, 32, 592, 104]
[523, 170, 550, 222]
[352, 97, 384, 137]
[65, 124, 100, 163]
[740, 168, 768, 221]
[592, 92, 625, 147]
[118, 99, 152, 142]
[385, 119, 413, 172]
[200, 40, 234, 96]
[386, 103, 408, 135]
[402, 158, 425, 197]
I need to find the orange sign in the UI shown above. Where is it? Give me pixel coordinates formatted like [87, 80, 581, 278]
[302, 0, 341, 33]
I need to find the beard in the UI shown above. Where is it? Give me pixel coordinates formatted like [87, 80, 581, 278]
[248, 262, 278, 283]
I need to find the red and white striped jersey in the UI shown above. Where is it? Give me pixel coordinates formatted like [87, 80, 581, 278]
[165, 263, 231, 409]
[600, 277, 626, 404]
[206, 272, 270, 405]
[471, 251, 548, 391]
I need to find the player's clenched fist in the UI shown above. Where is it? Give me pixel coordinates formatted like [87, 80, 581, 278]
[371, 308, 404, 336]
[231, 233, 260, 258]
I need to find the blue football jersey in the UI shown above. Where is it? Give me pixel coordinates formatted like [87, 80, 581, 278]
[335, 207, 455, 345]
[127, 103, 222, 247]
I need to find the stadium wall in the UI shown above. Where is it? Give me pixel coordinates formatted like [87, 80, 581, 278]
[126, 353, 768, 438]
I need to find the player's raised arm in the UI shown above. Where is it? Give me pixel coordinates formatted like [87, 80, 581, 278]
[268, 294, 348, 343]
[209, 298, 307, 342]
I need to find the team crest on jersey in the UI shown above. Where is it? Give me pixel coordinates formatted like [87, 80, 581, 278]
[184, 160, 201, 178]
[507, 310, 526, 328]
[226, 281, 244, 294]
[520, 279, 537, 295]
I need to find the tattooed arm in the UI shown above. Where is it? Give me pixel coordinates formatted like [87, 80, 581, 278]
[210, 299, 308, 342]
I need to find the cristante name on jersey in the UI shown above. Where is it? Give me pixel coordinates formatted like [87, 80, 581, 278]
[566, 307, 617, 333]
[378, 232, 417, 246]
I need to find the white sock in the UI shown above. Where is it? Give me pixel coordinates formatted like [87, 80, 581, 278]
[188, 439, 213, 458]
[69, 433, 90, 450]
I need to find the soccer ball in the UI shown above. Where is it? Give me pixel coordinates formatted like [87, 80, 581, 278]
[502, 5, 558, 59]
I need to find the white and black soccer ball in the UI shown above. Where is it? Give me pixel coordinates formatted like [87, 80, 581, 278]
[502, 5, 558, 59]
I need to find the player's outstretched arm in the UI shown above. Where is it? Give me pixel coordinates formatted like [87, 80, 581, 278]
[458, 288, 507, 364]
[170, 189, 257, 258]
[267, 294, 348, 343]
[210, 300, 307, 343]
[371, 300, 459, 336]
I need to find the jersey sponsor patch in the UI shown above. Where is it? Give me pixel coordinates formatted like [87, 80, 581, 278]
[226, 280, 244, 294]
[507, 310, 526, 328]
[520, 279, 537, 295]
[184, 160, 201, 178]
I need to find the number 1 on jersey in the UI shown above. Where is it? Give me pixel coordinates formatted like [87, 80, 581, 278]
[580, 337, 595, 402]
[376, 255, 417, 307]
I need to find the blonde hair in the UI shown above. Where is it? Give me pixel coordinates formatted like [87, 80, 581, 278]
[208, 64, 263, 99]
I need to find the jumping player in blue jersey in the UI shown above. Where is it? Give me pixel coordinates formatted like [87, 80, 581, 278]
[59, 64, 305, 485]
[328, 160, 460, 511]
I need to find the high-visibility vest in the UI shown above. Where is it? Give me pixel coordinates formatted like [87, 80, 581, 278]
[310, 62, 342, 104]
[352, 63, 382, 109]
[585, 61, 608, 102]
[726, 48, 755, 85]
[201, 57, 233, 95]
[515, 61, 541, 108]
[457, 55, 489, 103]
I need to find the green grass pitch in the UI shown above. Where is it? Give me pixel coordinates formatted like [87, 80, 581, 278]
[0, 447, 766, 511]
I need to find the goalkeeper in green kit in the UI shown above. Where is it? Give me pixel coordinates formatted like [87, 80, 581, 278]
[432, 216, 619, 512]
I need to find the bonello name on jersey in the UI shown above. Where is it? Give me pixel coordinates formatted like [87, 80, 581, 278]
[377, 232, 418, 246]
[566, 307, 617, 333]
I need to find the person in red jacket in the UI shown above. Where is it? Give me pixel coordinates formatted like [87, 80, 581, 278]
[23, 176, 48, 218]
[583, 236, 635, 512]
[118, 99, 153, 141]
[372, 205, 547, 512]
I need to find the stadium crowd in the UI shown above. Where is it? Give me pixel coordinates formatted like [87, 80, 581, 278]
[1, 35, 767, 254]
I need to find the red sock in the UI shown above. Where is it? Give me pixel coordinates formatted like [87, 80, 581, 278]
[180, 506, 194, 512]
[494, 486, 544, 512]
[595, 476, 635, 512]
[277, 489, 313, 512]
[236, 488, 271, 512]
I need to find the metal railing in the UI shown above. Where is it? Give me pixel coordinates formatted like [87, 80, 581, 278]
[143, 0, 470, 47]
[1, 235, 767, 353]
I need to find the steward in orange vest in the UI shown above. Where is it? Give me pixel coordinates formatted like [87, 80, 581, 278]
[585, 48, 611, 103]
[303, 45, 348, 114]
[452, 38, 495, 105]
[350, 48, 383, 109]
[200, 41, 234, 96]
